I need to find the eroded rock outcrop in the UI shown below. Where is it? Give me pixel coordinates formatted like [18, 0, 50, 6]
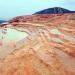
[0, 14, 75, 75]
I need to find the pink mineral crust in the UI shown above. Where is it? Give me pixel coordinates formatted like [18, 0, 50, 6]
[0, 13, 75, 75]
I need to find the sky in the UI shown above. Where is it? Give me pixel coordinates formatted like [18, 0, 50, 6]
[0, 0, 75, 20]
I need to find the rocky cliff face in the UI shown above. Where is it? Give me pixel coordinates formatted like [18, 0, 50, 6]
[0, 13, 75, 75]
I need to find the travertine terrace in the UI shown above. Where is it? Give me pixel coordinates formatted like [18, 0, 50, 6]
[0, 14, 75, 75]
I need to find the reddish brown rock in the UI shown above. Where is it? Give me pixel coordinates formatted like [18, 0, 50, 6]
[0, 13, 75, 75]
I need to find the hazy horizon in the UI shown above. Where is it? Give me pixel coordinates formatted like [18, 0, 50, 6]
[0, 0, 75, 20]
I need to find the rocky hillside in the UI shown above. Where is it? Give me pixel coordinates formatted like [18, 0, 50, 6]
[34, 7, 75, 14]
[9, 13, 75, 26]
[0, 13, 75, 75]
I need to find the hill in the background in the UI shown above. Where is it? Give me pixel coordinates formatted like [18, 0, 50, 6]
[0, 20, 6, 24]
[34, 7, 75, 14]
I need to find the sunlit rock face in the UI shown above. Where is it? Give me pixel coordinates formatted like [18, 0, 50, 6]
[0, 14, 75, 75]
